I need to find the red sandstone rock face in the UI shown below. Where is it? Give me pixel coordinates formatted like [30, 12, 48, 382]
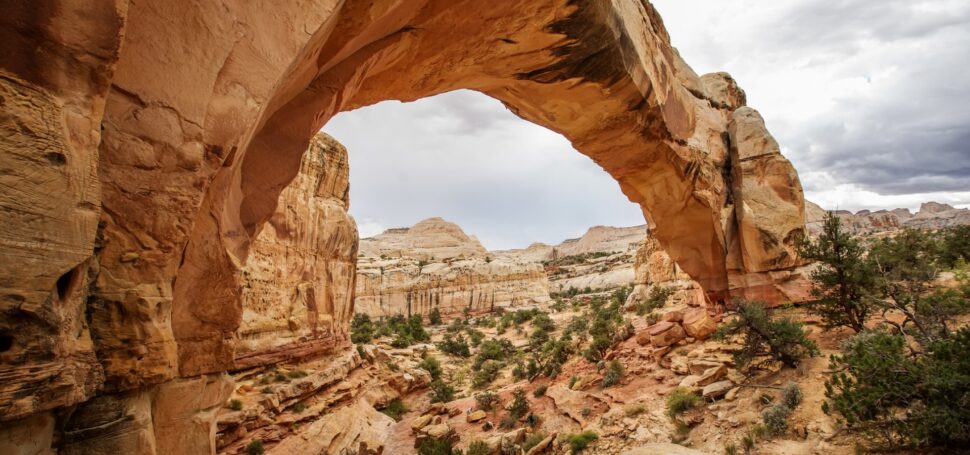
[238, 133, 357, 363]
[0, 1, 809, 451]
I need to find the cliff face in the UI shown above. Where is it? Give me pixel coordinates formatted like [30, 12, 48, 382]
[0, 1, 809, 452]
[237, 133, 357, 366]
[807, 201, 970, 234]
[355, 219, 549, 318]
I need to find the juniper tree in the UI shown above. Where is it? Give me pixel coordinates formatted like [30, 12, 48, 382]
[797, 212, 878, 333]
[713, 301, 818, 368]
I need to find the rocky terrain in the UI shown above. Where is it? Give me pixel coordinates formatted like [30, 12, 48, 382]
[355, 219, 551, 318]
[806, 201, 970, 235]
[13, 1, 965, 454]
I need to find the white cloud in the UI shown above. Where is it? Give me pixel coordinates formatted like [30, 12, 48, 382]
[323, 1, 969, 248]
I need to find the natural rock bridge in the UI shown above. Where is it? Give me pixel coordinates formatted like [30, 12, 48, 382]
[0, 0, 806, 452]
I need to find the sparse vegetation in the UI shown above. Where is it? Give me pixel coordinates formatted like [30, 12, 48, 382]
[533, 384, 548, 397]
[601, 359, 623, 388]
[568, 430, 599, 453]
[429, 379, 455, 404]
[350, 313, 375, 343]
[420, 354, 443, 381]
[417, 436, 457, 455]
[762, 404, 792, 436]
[508, 388, 530, 419]
[245, 440, 264, 455]
[713, 301, 818, 368]
[466, 440, 490, 455]
[437, 332, 471, 358]
[666, 388, 700, 419]
[475, 391, 499, 411]
[636, 286, 673, 316]
[228, 399, 243, 411]
[381, 398, 407, 421]
[522, 432, 548, 452]
[429, 307, 443, 325]
[797, 213, 878, 333]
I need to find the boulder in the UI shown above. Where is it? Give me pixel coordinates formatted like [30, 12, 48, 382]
[410, 414, 433, 432]
[525, 432, 556, 455]
[648, 321, 686, 347]
[702, 380, 734, 399]
[695, 365, 727, 387]
[682, 310, 717, 340]
[467, 410, 487, 423]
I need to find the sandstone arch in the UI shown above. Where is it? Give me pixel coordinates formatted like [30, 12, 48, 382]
[0, 0, 806, 430]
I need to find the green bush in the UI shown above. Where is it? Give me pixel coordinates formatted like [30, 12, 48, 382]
[472, 360, 503, 389]
[428, 307, 443, 325]
[228, 399, 243, 411]
[762, 404, 792, 436]
[286, 370, 307, 379]
[568, 430, 599, 453]
[797, 212, 879, 333]
[601, 360, 623, 388]
[533, 384, 548, 397]
[522, 431, 548, 452]
[939, 225, 970, 268]
[666, 388, 700, 419]
[350, 313, 375, 343]
[780, 383, 802, 410]
[419, 355, 443, 381]
[245, 440, 264, 455]
[508, 388, 530, 419]
[637, 286, 673, 316]
[292, 402, 306, 413]
[824, 328, 970, 448]
[381, 398, 407, 421]
[417, 436, 457, 455]
[429, 379, 455, 404]
[713, 301, 818, 368]
[475, 391, 499, 411]
[437, 333, 471, 358]
[466, 440, 490, 455]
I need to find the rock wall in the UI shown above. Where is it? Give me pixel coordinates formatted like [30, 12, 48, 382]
[355, 219, 549, 318]
[237, 133, 357, 367]
[0, 1, 810, 452]
[807, 201, 970, 235]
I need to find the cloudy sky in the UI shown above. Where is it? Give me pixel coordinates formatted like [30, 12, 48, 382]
[324, 0, 970, 250]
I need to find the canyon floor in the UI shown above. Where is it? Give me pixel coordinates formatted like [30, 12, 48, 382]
[216, 291, 883, 455]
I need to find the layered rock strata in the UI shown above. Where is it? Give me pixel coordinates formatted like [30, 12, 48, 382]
[355, 219, 550, 318]
[806, 201, 970, 235]
[0, 1, 810, 452]
[238, 133, 357, 365]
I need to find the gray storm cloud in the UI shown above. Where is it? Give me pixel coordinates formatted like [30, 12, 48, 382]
[323, 0, 970, 249]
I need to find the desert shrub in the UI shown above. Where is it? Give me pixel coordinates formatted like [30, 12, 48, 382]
[499, 415, 517, 429]
[797, 212, 878, 333]
[582, 297, 625, 362]
[532, 311, 555, 332]
[350, 313, 375, 343]
[381, 398, 407, 421]
[419, 355, 443, 381]
[623, 403, 646, 416]
[437, 333, 471, 358]
[429, 379, 455, 404]
[245, 440, 264, 455]
[466, 440, 490, 455]
[564, 316, 589, 337]
[228, 399, 243, 411]
[428, 307, 443, 325]
[601, 360, 623, 388]
[292, 403, 306, 413]
[472, 360, 504, 389]
[537, 334, 573, 378]
[522, 431, 548, 452]
[508, 388, 530, 419]
[666, 388, 700, 419]
[568, 376, 578, 389]
[568, 430, 598, 453]
[780, 383, 803, 409]
[286, 370, 307, 379]
[475, 391, 499, 411]
[260, 387, 272, 394]
[713, 301, 818, 368]
[823, 327, 970, 449]
[533, 384, 548, 397]
[417, 436, 458, 455]
[465, 327, 485, 347]
[637, 286, 673, 316]
[474, 339, 515, 368]
[762, 404, 792, 436]
[724, 442, 738, 455]
[939, 225, 970, 268]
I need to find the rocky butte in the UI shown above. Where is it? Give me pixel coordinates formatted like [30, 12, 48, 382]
[0, 0, 814, 453]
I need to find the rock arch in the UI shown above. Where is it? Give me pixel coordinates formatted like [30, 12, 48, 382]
[0, 0, 806, 429]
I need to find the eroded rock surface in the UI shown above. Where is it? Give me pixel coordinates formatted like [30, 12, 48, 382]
[355, 219, 549, 318]
[238, 133, 357, 366]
